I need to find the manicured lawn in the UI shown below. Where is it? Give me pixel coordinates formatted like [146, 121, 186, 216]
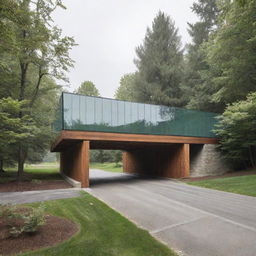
[187, 174, 256, 197]
[90, 162, 122, 173]
[0, 164, 60, 184]
[21, 192, 177, 256]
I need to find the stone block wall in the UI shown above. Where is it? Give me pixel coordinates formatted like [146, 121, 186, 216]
[190, 144, 231, 177]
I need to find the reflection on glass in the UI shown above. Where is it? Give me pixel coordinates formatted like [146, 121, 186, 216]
[60, 93, 218, 138]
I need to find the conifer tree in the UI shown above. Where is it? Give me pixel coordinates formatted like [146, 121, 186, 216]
[134, 11, 184, 107]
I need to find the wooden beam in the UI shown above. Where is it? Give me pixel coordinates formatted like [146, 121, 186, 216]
[52, 130, 218, 152]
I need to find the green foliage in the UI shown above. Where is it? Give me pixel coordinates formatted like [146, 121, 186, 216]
[115, 73, 136, 101]
[0, 204, 45, 238]
[214, 92, 256, 168]
[0, 0, 75, 175]
[183, 0, 223, 112]
[90, 150, 122, 164]
[0, 98, 37, 167]
[206, 0, 256, 105]
[133, 11, 184, 107]
[0, 98, 35, 144]
[75, 81, 100, 96]
[23, 204, 46, 233]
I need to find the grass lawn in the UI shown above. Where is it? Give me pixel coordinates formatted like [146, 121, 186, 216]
[90, 162, 122, 173]
[0, 164, 60, 184]
[187, 174, 256, 197]
[20, 192, 177, 256]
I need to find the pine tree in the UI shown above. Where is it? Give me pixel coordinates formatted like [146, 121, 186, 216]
[134, 11, 184, 107]
[183, 0, 222, 112]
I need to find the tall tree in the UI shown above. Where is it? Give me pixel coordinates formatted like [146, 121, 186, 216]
[134, 11, 184, 107]
[206, 0, 256, 105]
[114, 73, 136, 101]
[75, 81, 100, 96]
[0, 0, 75, 178]
[183, 0, 222, 112]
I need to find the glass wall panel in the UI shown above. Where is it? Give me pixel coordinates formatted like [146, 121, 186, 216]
[85, 96, 94, 127]
[63, 93, 72, 129]
[79, 95, 86, 125]
[111, 100, 118, 127]
[102, 98, 112, 128]
[95, 97, 103, 125]
[124, 101, 132, 126]
[117, 100, 125, 132]
[60, 92, 218, 138]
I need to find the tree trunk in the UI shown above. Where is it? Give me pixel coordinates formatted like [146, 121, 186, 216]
[17, 145, 25, 181]
[248, 146, 256, 169]
[0, 159, 4, 172]
[17, 59, 28, 180]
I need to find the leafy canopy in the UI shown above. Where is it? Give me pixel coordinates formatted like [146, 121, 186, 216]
[75, 81, 100, 96]
[215, 92, 256, 168]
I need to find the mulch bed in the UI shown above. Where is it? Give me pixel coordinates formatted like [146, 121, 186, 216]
[0, 211, 79, 256]
[0, 180, 72, 192]
[181, 170, 256, 182]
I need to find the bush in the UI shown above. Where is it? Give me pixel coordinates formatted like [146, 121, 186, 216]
[214, 92, 256, 169]
[0, 204, 45, 237]
[90, 150, 122, 164]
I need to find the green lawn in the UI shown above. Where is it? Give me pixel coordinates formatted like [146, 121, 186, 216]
[187, 174, 256, 197]
[20, 192, 176, 256]
[90, 162, 122, 173]
[0, 164, 60, 184]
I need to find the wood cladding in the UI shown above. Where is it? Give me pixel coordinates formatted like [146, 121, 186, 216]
[60, 141, 89, 188]
[123, 144, 190, 179]
[54, 130, 216, 187]
[52, 130, 218, 152]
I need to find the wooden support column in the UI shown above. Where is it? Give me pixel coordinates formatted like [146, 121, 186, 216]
[60, 141, 89, 188]
[123, 144, 190, 178]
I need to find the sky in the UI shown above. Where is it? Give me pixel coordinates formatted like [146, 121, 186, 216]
[53, 0, 198, 98]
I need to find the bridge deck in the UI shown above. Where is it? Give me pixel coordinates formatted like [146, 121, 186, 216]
[51, 130, 218, 152]
[52, 93, 219, 188]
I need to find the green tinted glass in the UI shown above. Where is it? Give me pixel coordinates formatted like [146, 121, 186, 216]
[55, 92, 218, 138]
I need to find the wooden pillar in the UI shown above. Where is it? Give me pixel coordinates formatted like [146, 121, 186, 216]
[122, 144, 190, 178]
[60, 141, 89, 188]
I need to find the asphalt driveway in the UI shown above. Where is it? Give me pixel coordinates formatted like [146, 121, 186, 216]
[88, 169, 256, 256]
[0, 188, 80, 204]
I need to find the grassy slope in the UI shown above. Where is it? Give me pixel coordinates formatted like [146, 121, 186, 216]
[90, 162, 122, 173]
[187, 175, 256, 197]
[21, 192, 176, 256]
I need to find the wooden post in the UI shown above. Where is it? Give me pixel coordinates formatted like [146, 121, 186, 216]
[60, 141, 90, 188]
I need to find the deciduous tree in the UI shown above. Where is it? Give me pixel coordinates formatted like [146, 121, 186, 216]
[215, 92, 256, 169]
[75, 81, 100, 96]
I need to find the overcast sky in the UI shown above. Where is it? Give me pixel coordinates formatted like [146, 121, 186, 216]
[53, 0, 198, 98]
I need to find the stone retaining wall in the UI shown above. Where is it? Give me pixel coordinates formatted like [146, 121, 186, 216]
[190, 144, 231, 177]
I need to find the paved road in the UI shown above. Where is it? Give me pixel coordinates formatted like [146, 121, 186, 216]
[0, 188, 80, 204]
[88, 169, 256, 256]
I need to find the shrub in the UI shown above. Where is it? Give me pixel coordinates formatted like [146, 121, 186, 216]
[0, 204, 46, 237]
[214, 92, 256, 169]
[23, 205, 45, 233]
